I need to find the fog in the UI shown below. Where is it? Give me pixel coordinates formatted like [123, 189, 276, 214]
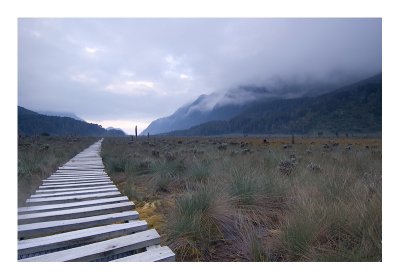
[18, 18, 381, 133]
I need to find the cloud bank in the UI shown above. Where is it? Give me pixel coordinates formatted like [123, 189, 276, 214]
[18, 18, 381, 133]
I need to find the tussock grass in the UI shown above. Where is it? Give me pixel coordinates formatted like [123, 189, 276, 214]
[166, 184, 234, 260]
[185, 159, 210, 183]
[102, 136, 382, 262]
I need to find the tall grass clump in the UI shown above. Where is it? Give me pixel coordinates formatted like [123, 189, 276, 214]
[281, 152, 382, 261]
[236, 222, 268, 261]
[185, 159, 210, 183]
[165, 184, 233, 260]
[18, 151, 43, 176]
[281, 195, 326, 260]
[149, 160, 185, 192]
[228, 168, 261, 207]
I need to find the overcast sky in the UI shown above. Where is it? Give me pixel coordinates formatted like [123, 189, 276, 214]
[18, 18, 381, 134]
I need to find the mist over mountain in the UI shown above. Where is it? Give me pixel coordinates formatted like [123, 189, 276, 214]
[18, 107, 126, 137]
[161, 73, 382, 136]
[37, 111, 86, 122]
[142, 72, 371, 135]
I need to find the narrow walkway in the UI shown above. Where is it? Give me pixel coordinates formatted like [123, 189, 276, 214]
[18, 139, 175, 262]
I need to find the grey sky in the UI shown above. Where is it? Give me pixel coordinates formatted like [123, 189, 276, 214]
[18, 18, 381, 134]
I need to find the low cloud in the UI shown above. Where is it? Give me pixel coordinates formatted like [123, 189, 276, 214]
[71, 73, 98, 84]
[18, 18, 381, 128]
[104, 80, 157, 96]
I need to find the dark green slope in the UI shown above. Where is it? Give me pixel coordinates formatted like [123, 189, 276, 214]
[166, 73, 382, 136]
[18, 107, 126, 137]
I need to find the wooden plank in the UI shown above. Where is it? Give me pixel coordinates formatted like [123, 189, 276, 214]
[18, 196, 130, 214]
[20, 229, 160, 262]
[41, 181, 113, 188]
[53, 173, 106, 177]
[30, 187, 117, 198]
[58, 167, 104, 171]
[18, 211, 139, 239]
[60, 166, 104, 169]
[53, 170, 105, 174]
[46, 176, 109, 180]
[18, 221, 148, 256]
[49, 172, 108, 179]
[52, 173, 107, 177]
[18, 201, 135, 224]
[26, 191, 122, 205]
[61, 162, 102, 164]
[112, 246, 175, 262]
[43, 178, 111, 185]
[37, 185, 118, 193]
[54, 170, 106, 174]
[39, 183, 115, 191]
[39, 181, 115, 189]
[44, 176, 110, 182]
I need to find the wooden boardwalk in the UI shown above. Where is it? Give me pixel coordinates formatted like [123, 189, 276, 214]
[18, 139, 175, 262]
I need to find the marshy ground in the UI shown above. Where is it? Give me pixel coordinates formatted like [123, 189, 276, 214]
[100, 136, 382, 262]
[17, 135, 381, 261]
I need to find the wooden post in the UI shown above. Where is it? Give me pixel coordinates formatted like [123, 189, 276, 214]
[135, 126, 137, 139]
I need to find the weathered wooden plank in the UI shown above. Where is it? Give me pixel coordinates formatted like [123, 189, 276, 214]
[38, 184, 115, 191]
[112, 246, 175, 262]
[41, 182, 113, 188]
[44, 176, 110, 182]
[18, 196, 130, 214]
[43, 178, 111, 185]
[18, 201, 135, 224]
[18, 221, 148, 256]
[60, 166, 104, 170]
[26, 191, 122, 205]
[46, 175, 109, 180]
[52, 173, 107, 177]
[61, 162, 102, 164]
[39, 181, 115, 189]
[30, 187, 117, 198]
[20, 229, 160, 262]
[37, 185, 117, 193]
[58, 167, 104, 171]
[54, 170, 106, 174]
[18, 211, 139, 239]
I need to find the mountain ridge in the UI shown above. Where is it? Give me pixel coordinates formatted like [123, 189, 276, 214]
[163, 73, 382, 136]
[18, 107, 126, 137]
[37, 111, 86, 122]
[142, 74, 369, 135]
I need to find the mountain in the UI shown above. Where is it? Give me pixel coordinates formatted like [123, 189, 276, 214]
[141, 75, 358, 135]
[165, 73, 382, 136]
[106, 127, 127, 136]
[141, 92, 260, 135]
[18, 107, 126, 137]
[37, 111, 86, 122]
